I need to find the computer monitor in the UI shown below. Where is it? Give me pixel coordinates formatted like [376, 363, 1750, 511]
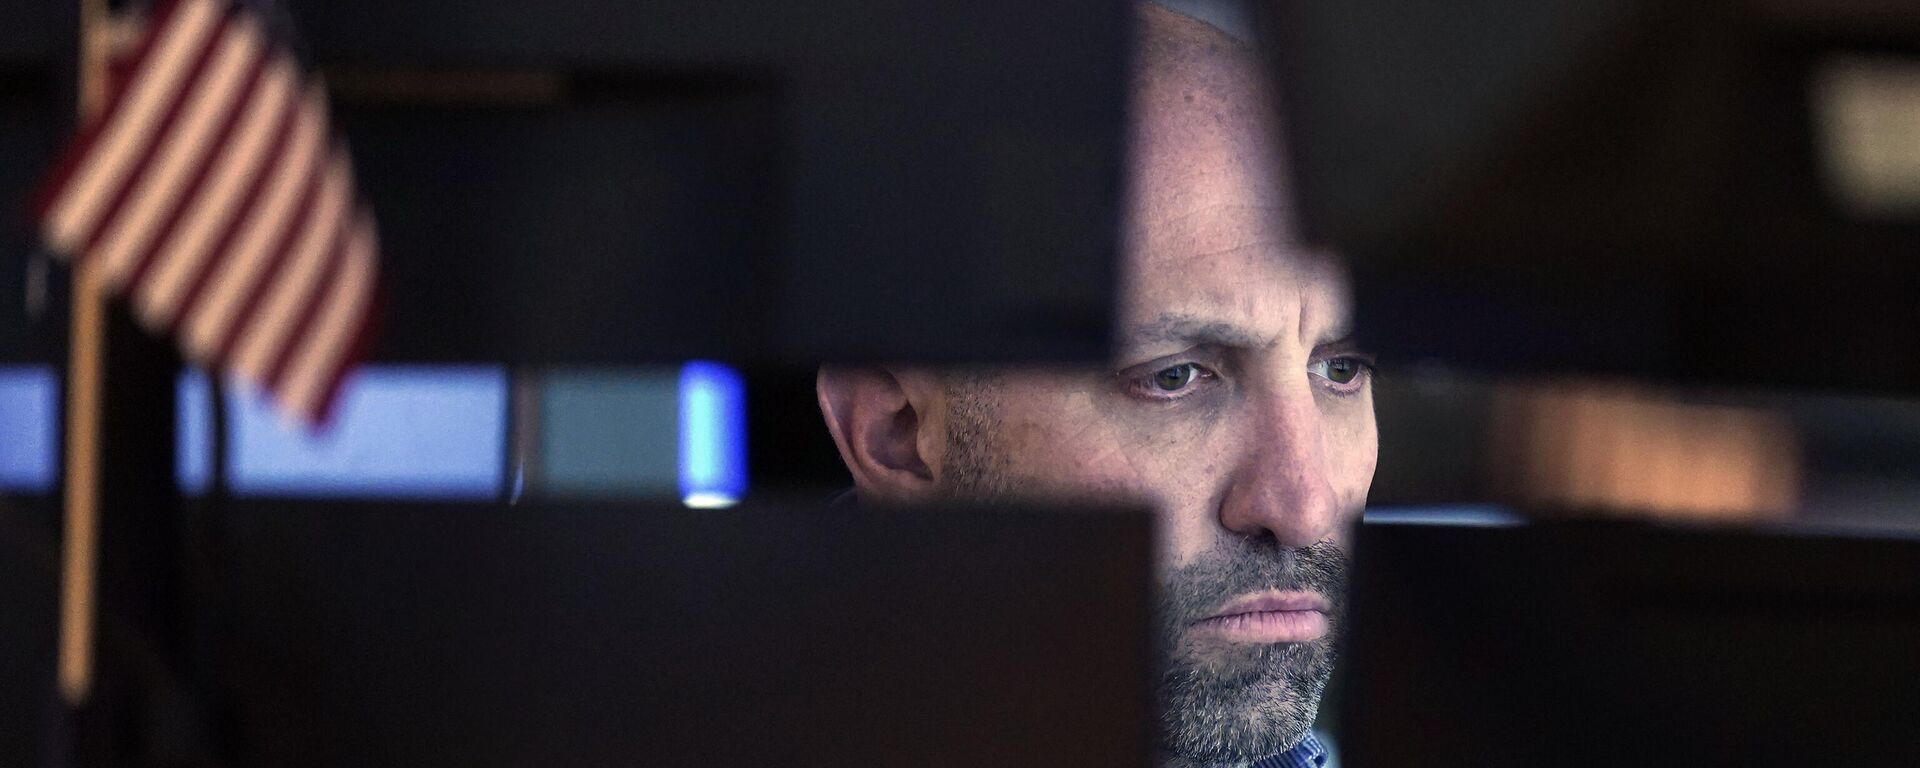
[1340, 519, 1920, 767]
[217, 499, 1155, 767]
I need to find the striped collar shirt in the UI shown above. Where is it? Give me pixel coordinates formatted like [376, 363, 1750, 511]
[1249, 732, 1330, 768]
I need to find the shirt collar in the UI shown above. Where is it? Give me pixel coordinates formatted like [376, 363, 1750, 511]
[1248, 731, 1329, 768]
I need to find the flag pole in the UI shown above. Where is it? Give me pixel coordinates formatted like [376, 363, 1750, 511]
[57, 0, 111, 707]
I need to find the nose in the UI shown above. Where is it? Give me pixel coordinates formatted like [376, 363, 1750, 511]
[1218, 381, 1341, 548]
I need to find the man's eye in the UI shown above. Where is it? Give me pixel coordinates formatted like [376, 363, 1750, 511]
[1152, 363, 1201, 392]
[1309, 357, 1369, 385]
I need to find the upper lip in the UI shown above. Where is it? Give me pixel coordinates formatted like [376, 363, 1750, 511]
[1195, 590, 1330, 624]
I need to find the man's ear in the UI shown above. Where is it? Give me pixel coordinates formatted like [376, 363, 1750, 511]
[816, 365, 944, 504]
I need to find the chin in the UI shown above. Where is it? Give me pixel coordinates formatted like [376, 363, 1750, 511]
[1156, 637, 1336, 766]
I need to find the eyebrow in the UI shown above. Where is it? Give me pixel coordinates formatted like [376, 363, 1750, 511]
[1120, 314, 1274, 352]
[1117, 312, 1360, 356]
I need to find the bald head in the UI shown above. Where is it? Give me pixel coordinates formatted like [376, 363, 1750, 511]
[1135, 3, 1257, 84]
[1127, 5, 1297, 257]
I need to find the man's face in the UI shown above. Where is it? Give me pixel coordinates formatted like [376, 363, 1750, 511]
[938, 12, 1378, 764]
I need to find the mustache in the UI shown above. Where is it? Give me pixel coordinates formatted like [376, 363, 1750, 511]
[1157, 538, 1350, 635]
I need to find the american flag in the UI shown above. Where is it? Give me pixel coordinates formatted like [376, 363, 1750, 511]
[35, 0, 379, 423]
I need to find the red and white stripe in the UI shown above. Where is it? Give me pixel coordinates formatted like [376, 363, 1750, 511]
[36, 0, 378, 424]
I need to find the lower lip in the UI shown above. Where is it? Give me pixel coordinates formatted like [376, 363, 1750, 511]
[1191, 609, 1328, 643]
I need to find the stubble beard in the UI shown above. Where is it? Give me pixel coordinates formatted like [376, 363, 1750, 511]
[1155, 540, 1345, 767]
[940, 382, 1346, 767]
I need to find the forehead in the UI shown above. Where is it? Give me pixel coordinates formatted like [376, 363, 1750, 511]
[1120, 223, 1352, 352]
[1120, 17, 1348, 346]
[1126, 28, 1290, 241]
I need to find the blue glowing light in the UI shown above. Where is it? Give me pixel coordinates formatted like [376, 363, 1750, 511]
[678, 361, 747, 507]
[177, 366, 507, 497]
[0, 366, 57, 492]
[1363, 505, 1525, 527]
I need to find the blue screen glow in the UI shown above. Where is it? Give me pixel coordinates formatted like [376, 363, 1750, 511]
[0, 366, 57, 492]
[178, 366, 507, 498]
[678, 361, 747, 507]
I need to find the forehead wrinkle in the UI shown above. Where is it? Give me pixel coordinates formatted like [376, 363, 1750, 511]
[1150, 203, 1285, 231]
[1121, 312, 1279, 352]
[1135, 207, 1296, 260]
[1142, 239, 1295, 274]
[1297, 281, 1356, 351]
[1127, 237, 1317, 316]
[1121, 254, 1350, 359]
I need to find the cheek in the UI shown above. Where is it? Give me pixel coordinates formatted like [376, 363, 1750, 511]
[998, 419, 1198, 506]
[962, 378, 1307, 573]
[1322, 394, 1380, 511]
[977, 386, 1239, 554]
[1067, 420, 1239, 575]
[1121, 418, 1247, 572]
[975, 385, 1153, 500]
[1329, 417, 1378, 483]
